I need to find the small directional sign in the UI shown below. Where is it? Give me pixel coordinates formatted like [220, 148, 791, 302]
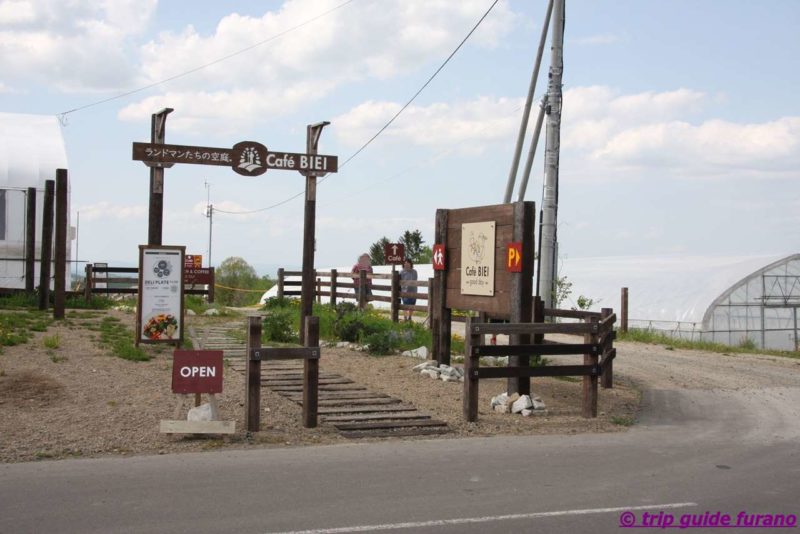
[384, 243, 405, 265]
[432, 244, 446, 271]
[506, 242, 522, 272]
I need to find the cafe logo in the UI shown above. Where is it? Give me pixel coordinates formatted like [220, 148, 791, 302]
[231, 141, 269, 177]
[153, 259, 172, 279]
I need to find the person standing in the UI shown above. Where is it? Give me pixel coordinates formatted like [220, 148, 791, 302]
[351, 253, 373, 301]
[400, 259, 418, 322]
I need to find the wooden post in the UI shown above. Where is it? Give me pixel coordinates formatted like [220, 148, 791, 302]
[84, 264, 93, 301]
[38, 180, 55, 311]
[426, 277, 434, 330]
[316, 276, 321, 304]
[245, 316, 262, 432]
[208, 268, 215, 303]
[433, 209, 451, 365]
[277, 268, 285, 299]
[391, 270, 400, 323]
[300, 122, 328, 345]
[358, 269, 367, 309]
[532, 296, 545, 365]
[303, 316, 320, 428]
[24, 187, 36, 294]
[463, 316, 480, 422]
[620, 287, 629, 333]
[583, 314, 599, 418]
[53, 169, 68, 320]
[507, 201, 535, 395]
[147, 108, 172, 246]
[330, 269, 338, 308]
[601, 307, 614, 389]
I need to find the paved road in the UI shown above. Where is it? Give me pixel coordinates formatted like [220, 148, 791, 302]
[3, 346, 800, 533]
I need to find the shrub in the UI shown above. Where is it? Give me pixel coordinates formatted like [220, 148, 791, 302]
[262, 309, 297, 343]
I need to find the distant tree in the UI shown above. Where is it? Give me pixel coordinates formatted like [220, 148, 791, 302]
[417, 245, 433, 264]
[368, 237, 389, 265]
[399, 230, 425, 262]
[215, 256, 271, 307]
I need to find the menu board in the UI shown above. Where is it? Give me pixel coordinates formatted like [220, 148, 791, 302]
[137, 246, 185, 344]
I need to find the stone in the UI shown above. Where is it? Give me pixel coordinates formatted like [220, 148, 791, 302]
[511, 395, 533, 414]
[493, 404, 511, 414]
[402, 346, 429, 359]
[532, 397, 546, 410]
[187, 403, 212, 422]
[335, 341, 350, 348]
[521, 409, 533, 417]
[505, 393, 521, 408]
[420, 369, 440, 379]
[412, 361, 438, 372]
[441, 375, 460, 382]
[490, 392, 508, 407]
[203, 308, 220, 316]
[186, 309, 196, 316]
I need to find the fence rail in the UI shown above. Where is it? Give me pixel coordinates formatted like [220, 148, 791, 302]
[276, 268, 433, 324]
[83, 264, 214, 301]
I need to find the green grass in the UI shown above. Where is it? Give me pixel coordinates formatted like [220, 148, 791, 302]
[42, 334, 60, 349]
[97, 316, 149, 361]
[610, 415, 635, 426]
[618, 328, 800, 359]
[0, 310, 52, 347]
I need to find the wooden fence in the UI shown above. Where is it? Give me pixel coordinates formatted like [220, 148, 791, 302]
[463, 302, 616, 421]
[276, 268, 433, 323]
[83, 264, 214, 302]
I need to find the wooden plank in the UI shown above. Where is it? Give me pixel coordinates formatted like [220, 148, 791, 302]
[322, 413, 431, 423]
[601, 308, 615, 389]
[303, 316, 319, 428]
[287, 391, 389, 401]
[464, 317, 480, 422]
[317, 405, 417, 415]
[476, 365, 598, 379]
[446, 203, 514, 226]
[469, 322, 594, 336]
[310, 398, 402, 407]
[253, 346, 320, 361]
[544, 308, 601, 319]
[473, 343, 600, 357]
[334, 419, 447, 431]
[159, 420, 236, 434]
[262, 377, 351, 386]
[584, 316, 599, 418]
[270, 385, 367, 393]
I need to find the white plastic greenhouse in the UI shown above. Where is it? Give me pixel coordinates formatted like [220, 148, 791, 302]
[262, 253, 800, 352]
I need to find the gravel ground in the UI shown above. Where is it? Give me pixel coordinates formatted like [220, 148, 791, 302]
[8, 309, 796, 463]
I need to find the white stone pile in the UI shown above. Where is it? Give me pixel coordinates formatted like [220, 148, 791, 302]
[412, 360, 464, 382]
[490, 392, 547, 417]
[401, 346, 429, 359]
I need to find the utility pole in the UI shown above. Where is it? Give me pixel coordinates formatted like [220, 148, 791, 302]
[300, 121, 329, 345]
[538, 0, 565, 308]
[205, 180, 213, 267]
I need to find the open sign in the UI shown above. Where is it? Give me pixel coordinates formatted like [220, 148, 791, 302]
[172, 350, 223, 394]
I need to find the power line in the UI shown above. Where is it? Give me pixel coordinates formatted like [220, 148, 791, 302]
[216, 0, 501, 216]
[56, 0, 357, 121]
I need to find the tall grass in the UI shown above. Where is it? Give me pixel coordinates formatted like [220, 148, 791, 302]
[618, 328, 800, 359]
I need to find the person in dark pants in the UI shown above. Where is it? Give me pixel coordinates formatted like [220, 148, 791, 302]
[400, 259, 418, 322]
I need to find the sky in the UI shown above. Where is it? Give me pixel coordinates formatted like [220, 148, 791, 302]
[1, 0, 798, 276]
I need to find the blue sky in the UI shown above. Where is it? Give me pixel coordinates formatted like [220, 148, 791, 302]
[1, 0, 797, 275]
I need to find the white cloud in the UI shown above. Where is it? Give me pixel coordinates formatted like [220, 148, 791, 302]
[0, 0, 157, 92]
[559, 86, 800, 179]
[119, 0, 518, 130]
[333, 96, 521, 151]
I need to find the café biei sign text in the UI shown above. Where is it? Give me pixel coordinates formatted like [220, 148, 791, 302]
[132, 140, 338, 177]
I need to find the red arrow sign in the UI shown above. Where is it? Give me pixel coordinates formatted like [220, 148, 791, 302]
[432, 244, 446, 271]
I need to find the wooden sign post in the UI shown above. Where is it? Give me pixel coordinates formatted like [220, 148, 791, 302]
[132, 111, 337, 344]
[432, 201, 535, 395]
[160, 349, 235, 434]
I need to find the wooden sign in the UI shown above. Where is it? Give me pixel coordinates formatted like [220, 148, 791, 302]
[384, 243, 405, 264]
[506, 242, 523, 272]
[432, 244, 446, 271]
[184, 267, 213, 285]
[132, 141, 338, 177]
[185, 255, 202, 269]
[172, 350, 224, 394]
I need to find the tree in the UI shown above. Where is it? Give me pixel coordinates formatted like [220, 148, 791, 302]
[216, 256, 260, 306]
[399, 230, 425, 262]
[369, 237, 389, 265]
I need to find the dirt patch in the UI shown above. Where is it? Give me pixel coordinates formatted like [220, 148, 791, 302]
[1, 311, 638, 463]
[0, 369, 64, 406]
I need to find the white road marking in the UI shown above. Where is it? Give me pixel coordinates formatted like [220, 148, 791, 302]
[266, 502, 697, 534]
